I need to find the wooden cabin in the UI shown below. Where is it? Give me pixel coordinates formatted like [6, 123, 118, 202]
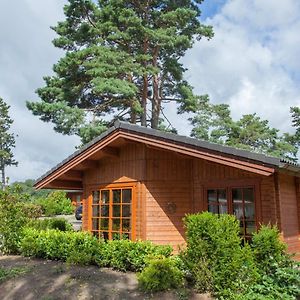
[35, 121, 300, 259]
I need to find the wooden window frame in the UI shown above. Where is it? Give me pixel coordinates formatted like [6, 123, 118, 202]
[204, 179, 261, 239]
[87, 183, 136, 240]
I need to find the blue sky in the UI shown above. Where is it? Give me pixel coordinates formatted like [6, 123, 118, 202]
[200, 0, 227, 19]
[0, 0, 300, 182]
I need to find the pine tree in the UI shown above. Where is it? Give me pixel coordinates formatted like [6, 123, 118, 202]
[0, 98, 17, 188]
[291, 106, 300, 142]
[190, 98, 298, 161]
[26, 0, 213, 144]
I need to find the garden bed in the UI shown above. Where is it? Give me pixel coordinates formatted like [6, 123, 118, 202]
[0, 255, 211, 300]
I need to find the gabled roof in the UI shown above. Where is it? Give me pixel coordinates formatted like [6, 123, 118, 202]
[35, 120, 300, 189]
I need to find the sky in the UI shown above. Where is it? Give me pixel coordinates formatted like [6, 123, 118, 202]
[1, 0, 300, 183]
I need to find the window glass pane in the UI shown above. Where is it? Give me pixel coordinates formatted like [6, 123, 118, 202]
[92, 231, 99, 238]
[219, 204, 228, 214]
[233, 204, 244, 220]
[112, 219, 120, 231]
[245, 204, 255, 220]
[208, 190, 217, 203]
[232, 188, 243, 204]
[91, 187, 133, 241]
[92, 191, 100, 204]
[208, 205, 218, 214]
[122, 189, 132, 204]
[122, 233, 130, 240]
[239, 222, 245, 234]
[101, 205, 109, 217]
[122, 205, 131, 217]
[246, 221, 256, 235]
[101, 190, 109, 204]
[113, 205, 121, 217]
[112, 232, 122, 240]
[92, 218, 99, 230]
[92, 205, 99, 217]
[122, 219, 131, 232]
[100, 218, 109, 230]
[218, 189, 227, 204]
[113, 190, 121, 203]
[244, 188, 254, 204]
[101, 232, 109, 240]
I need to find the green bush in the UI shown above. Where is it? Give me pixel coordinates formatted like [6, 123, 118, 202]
[20, 228, 99, 265]
[21, 203, 43, 219]
[66, 232, 100, 265]
[138, 257, 184, 292]
[35, 191, 73, 216]
[96, 239, 172, 272]
[0, 189, 30, 254]
[251, 225, 287, 272]
[20, 228, 172, 270]
[182, 212, 258, 296]
[26, 218, 73, 231]
[240, 225, 300, 300]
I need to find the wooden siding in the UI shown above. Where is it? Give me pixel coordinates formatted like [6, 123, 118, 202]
[82, 143, 146, 239]
[278, 173, 300, 258]
[144, 148, 192, 248]
[79, 140, 299, 259]
[260, 175, 277, 225]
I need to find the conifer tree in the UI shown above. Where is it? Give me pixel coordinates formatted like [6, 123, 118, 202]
[190, 98, 298, 161]
[0, 98, 17, 188]
[27, 0, 213, 144]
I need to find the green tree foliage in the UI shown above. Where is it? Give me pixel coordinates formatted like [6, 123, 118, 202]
[35, 191, 73, 216]
[10, 179, 51, 200]
[290, 106, 300, 143]
[0, 97, 17, 187]
[26, 0, 213, 144]
[190, 97, 298, 160]
[0, 187, 30, 253]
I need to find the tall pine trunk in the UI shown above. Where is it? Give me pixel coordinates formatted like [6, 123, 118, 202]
[141, 36, 149, 127]
[151, 46, 160, 129]
[141, 74, 148, 126]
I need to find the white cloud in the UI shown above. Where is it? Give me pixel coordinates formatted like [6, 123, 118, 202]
[2, 0, 300, 182]
[181, 0, 300, 134]
[0, 0, 79, 183]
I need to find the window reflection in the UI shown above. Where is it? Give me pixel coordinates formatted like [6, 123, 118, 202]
[207, 187, 256, 240]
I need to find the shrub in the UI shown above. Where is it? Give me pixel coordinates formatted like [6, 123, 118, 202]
[0, 188, 30, 254]
[35, 191, 73, 216]
[26, 218, 73, 231]
[66, 232, 100, 265]
[95, 239, 172, 272]
[21, 203, 43, 219]
[20, 228, 99, 265]
[242, 225, 300, 300]
[182, 212, 258, 296]
[138, 257, 184, 292]
[251, 225, 287, 272]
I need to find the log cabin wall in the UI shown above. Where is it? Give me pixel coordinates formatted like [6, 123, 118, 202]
[80, 140, 292, 253]
[82, 142, 146, 239]
[143, 147, 193, 248]
[277, 173, 300, 258]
